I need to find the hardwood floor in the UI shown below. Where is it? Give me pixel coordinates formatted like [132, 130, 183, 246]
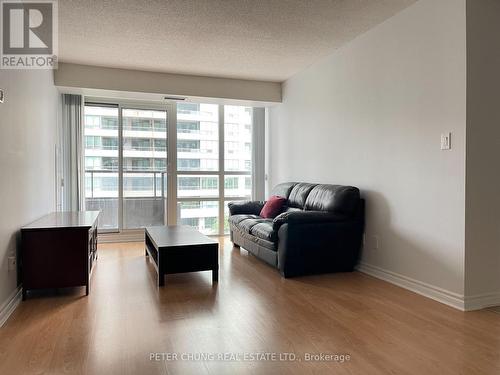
[1, 238, 499, 375]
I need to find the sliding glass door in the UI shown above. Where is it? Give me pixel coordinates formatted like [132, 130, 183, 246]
[122, 108, 168, 229]
[176, 103, 220, 234]
[84, 101, 255, 235]
[84, 105, 120, 231]
[84, 104, 170, 231]
[223, 105, 253, 233]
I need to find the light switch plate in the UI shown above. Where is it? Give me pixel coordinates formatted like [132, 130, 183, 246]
[441, 132, 451, 150]
[0, 88, 4, 103]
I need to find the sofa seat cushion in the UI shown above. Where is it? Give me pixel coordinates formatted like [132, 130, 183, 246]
[232, 228, 277, 251]
[228, 214, 260, 226]
[250, 221, 276, 242]
[238, 218, 270, 233]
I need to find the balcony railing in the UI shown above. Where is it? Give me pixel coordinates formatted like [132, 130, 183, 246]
[123, 126, 167, 132]
[85, 145, 119, 150]
[85, 169, 167, 230]
[177, 147, 200, 153]
[86, 124, 119, 130]
[85, 169, 167, 198]
[124, 146, 167, 152]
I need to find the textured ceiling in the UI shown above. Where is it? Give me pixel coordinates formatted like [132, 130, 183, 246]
[58, 0, 417, 82]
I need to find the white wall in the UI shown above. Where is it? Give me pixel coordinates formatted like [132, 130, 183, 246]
[269, 0, 467, 299]
[0, 70, 58, 308]
[464, 0, 500, 303]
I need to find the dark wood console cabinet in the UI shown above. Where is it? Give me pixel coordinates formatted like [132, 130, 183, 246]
[21, 211, 100, 300]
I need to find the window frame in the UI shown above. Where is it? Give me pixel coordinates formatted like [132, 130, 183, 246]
[83, 100, 256, 236]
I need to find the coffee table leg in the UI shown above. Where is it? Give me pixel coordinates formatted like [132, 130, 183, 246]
[158, 254, 165, 287]
[212, 266, 218, 283]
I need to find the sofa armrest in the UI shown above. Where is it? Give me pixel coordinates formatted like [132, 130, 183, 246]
[277, 218, 364, 278]
[228, 200, 265, 216]
[273, 211, 347, 230]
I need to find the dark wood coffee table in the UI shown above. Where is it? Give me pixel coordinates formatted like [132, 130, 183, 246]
[145, 225, 219, 286]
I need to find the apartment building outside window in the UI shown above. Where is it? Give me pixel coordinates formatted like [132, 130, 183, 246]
[83, 101, 257, 235]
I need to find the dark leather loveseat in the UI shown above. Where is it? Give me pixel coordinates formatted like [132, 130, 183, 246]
[228, 182, 364, 277]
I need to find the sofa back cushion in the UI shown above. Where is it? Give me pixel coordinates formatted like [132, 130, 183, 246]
[304, 184, 360, 216]
[287, 183, 317, 209]
[270, 182, 296, 200]
[260, 196, 287, 219]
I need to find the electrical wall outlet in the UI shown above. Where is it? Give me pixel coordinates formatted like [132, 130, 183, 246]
[8, 256, 16, 272]
[373, 235, 380, 250]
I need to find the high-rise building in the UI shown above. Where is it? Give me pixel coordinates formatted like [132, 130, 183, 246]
[84, 103, 253, 234]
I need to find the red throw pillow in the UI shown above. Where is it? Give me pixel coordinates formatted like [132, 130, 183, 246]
[260, 196, 287, 219]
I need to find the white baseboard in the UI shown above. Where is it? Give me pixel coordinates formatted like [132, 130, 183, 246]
[356, 262, 466, 311]
[357, 262, 500, 311]
[0, 286, 22, 328]
[464, 292, 500, 311]
[98, 229, 144, 243]
[489, 306, 500, 314]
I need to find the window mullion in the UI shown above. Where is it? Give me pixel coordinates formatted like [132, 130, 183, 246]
[118, 105, 124, 231]
[167, 102, 177, 226]
[218, 105, 225, 236]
